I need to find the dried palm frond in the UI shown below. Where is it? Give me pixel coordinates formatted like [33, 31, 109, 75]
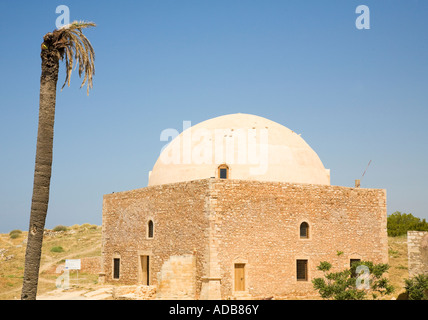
[52, 21, 96, 95]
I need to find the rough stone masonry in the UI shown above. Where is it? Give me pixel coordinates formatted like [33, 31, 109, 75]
[100, 178, 388, 299]
[407, 231, 428, 277]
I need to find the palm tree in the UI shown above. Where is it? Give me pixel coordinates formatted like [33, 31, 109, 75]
[21, 21, 96, 300]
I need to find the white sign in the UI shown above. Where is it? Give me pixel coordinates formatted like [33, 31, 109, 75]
[65, 259, 81, 270]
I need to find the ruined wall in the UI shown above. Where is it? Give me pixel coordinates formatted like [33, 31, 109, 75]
[210, 179, 388, 299]
[80, 257, 101, 274]
[101, 179, 211, 299]
[407, 231, 428, 277]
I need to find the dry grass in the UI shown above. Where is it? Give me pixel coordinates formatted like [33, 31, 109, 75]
[387, 234, 409, 298]
[0, 224, 101, 300]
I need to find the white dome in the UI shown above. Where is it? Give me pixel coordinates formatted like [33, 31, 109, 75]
[148, 113, 330, 186]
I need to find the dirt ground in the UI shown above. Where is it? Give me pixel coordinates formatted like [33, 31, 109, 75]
[36, 285, 115, 300]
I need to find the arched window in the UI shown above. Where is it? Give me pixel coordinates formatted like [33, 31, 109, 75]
[148, 220, 154, 238]
[300, 222, 309, 239]
[218, 164, 229, 179]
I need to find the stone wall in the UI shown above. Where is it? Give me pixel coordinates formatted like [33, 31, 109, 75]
[209, 179, 388, 299]
[46, 256, 101, 275]
[101, 179, 211, 299]
[156, 254, 196, 299]
[407, 231, 428, 277]
[101, 178, 388, 299]
[81, 257, 101, 274]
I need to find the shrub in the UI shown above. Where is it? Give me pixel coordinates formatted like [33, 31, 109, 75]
[387, 212, 428, 237]
[312, 260, 394, 300]
[9, 230, 22, 239]
[50, 246, 65, 253]
[404, 274, 428, 300]
[53, 225, 68, 232]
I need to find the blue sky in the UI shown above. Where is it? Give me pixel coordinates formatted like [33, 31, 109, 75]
[0, 0, 427, 233]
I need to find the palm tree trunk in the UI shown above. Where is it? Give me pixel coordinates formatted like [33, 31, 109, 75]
[21, 43, 59, 300]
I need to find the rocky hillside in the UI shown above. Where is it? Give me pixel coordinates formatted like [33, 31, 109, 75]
[0, 224, 102, 300]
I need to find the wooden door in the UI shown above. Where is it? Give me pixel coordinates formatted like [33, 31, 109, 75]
[234, 264, 245, 291]
[140, 255, 149, 285]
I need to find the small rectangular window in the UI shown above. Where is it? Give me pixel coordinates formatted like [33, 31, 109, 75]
[350, 259, 361, 278]
[350, 259, 361, 267]
[113, 258, 120, 279]
[296, 259, 308, 281]
[220, 168, 227, 179]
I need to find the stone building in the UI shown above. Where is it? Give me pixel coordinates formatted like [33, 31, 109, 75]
[100, 113, 388, 299]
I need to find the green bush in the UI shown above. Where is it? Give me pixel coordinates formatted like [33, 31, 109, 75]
[312, 260, 394, 300]
[404, 274, 428, 300]
[53, 225, 68, 232]
[50, 246, 65, 253]
[387, 212, 428, 237]
[9, 229, 22, 239]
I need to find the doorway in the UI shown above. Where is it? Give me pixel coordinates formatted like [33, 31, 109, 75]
[234, 263, 245, 291]
[140, 255, 150, 285]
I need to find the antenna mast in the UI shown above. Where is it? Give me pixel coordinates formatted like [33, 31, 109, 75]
[361, 160, 372, 181]
[355, 160, 371, 188]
